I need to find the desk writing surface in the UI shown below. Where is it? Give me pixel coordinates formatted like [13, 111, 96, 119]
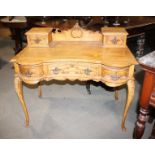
[11, 41, 137, 67]
[10, 27, 138, 130]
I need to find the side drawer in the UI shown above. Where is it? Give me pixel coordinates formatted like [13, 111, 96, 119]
[102, 65, 129, 83]
[27, 34, 49, 47]
[103, 35, 126, 47]
[18, 64, 43, 79]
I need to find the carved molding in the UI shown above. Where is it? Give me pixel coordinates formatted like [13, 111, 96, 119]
[52, 23, 102, 42]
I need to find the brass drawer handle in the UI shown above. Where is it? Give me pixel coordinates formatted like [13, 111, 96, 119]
[52, 67, 61, 74]
[24, 71, 33, 77]
[84, 68, 92, 75]
[110, 74, 121, 81]
[34, 38, 41, 44]
[111, 36, 119, 45]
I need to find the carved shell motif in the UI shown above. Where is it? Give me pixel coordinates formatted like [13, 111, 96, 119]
[71, 22, 83, 38]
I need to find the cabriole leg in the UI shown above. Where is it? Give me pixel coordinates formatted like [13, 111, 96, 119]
[121, 78, 135, 130]
[15, 76, 29, 126]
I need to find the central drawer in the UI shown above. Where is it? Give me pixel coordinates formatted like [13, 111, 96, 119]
[44, 61, 101, 80]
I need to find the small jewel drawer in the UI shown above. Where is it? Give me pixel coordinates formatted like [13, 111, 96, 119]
[101, 27, 128, 48]
[19, 64, 43, 78]
[26, 28, 52, 47]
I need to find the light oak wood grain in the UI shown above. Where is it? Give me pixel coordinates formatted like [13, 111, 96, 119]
[11, 26, 138, 130]
[102, 27, 128, 48]
[15, 75, 29, 126]
[26, 27, 52, 47]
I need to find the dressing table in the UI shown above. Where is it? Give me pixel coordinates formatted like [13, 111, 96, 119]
[10, 25, 137, 130]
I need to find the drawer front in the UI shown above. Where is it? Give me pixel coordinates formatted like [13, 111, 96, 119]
[102, 65, 129, 83]
[44, 62, 101, 80]
[19, 64, 43, 79]
[27, 35, 49, 47]
[104, 35, 126, 47]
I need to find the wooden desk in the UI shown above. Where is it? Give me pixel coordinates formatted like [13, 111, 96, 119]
[133, 51, 155, 138]
[10, 26, 137, 130]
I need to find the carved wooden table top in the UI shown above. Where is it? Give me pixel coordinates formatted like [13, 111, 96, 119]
[11, 42, 136, 66]
[11, 25, 138, 131]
